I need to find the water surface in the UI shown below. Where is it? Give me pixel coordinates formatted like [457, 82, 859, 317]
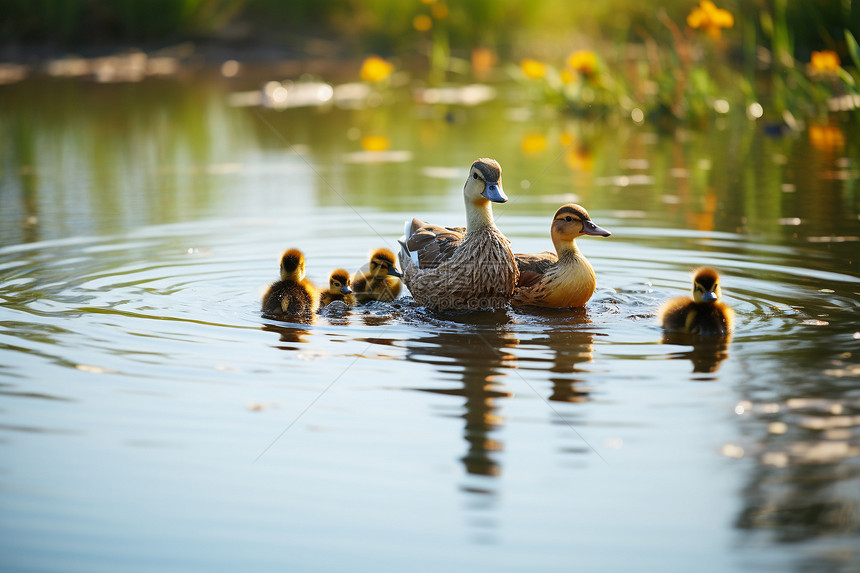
[1, 74, 859, 572]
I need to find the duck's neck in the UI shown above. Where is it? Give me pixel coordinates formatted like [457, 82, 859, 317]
[465, 198, 496, 232]
[553, 236, 581, 259]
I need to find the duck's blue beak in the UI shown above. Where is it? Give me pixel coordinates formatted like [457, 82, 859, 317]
[702, 291, 718, 302]
[387, 267, 403, 278]
[482, 181, 508, 203]
[341, 285, 353, 295]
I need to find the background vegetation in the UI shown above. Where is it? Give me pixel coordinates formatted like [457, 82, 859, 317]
[1, 0, 858, 126]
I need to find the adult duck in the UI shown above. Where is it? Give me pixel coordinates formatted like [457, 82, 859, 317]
[512, 204, 610, 308]
[399, 158, 518, 311]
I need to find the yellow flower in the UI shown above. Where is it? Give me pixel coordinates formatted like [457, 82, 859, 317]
[808, 124, 845, 151]
[520, 58, 546, 79]
[810, 50, 841, 75]
[687, 1, 734, 40]
[431, 3, 448, 19]
[521, 133, 547, 155]
[360, 56, 393, 82]
[361, 135, 390, 152]
[567, 51, 598, 77]
[413, 14, 433, 31]
[471, 47, 497, 78]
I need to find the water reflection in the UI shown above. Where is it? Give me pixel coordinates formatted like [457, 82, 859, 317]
[661, 331, 730, 375]
[406, 316, 517, 478]
[735, 396, 860, 553]
[261, 321, 313, 349]
[515, 308, 596, 403]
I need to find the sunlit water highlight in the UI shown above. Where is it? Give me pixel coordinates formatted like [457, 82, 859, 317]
[1, 76, 858, 572]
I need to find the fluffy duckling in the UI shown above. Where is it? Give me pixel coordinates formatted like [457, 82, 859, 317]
[398, 158, 519, 311]
[320, 269, 356, 307]
[261, 248, 319, 317]
[513, 204, 611, 308]
[659, 267, 734, 335]
[352, 248, 403, 303]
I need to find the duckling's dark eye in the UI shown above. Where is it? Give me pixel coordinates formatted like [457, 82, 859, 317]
[565, 216, 572, 222]
[473, 172, 478, 180]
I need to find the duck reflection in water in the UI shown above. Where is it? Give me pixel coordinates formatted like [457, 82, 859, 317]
[407, 314, 517, 477]
[514, 307, 596, 403]
[261, 321, 313, 349]
[661, 331, 730, 374]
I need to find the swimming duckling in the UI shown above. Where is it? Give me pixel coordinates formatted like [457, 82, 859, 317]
[261, 248, 319, 317]
[320, 269, 356, 307]
[398, 158, 519, 311]
[513, 204, 611, 308]
[352, 248, 403, 303]
[659, 267, 734, 335]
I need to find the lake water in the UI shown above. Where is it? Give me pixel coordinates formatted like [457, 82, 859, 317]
[1, 72, 859, 572]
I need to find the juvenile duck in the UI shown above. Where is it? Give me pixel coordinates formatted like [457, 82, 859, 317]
[320, 269, 356, 307]
[261, 248, 319, 317]
[352, 248, 403, 303]
[513, 204, 611, 308]
[398, 158, 518, 311]
[659, 267, 734, 335]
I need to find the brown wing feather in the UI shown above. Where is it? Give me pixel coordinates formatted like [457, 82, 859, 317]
[515, 251, 557, 288]
[405, 217, 467, 269]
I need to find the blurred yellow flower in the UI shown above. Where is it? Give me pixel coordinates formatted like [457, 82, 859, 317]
[413, 14, 433, 31]
[520, 58, 546, 79]
[687, 1, 734, 40]
[521, 133, 547, 155]
[361, 135, 390, 152]
[360, 56, 393, 82]
[431, 3, 448, 19]
[471, 47, 497, 78]
[808, 124, 845, 151]
[810, 50, 841, 75]
[567, 51, 598, 77]
[564, 143, 593, 173]
[560, 69, 575, 84]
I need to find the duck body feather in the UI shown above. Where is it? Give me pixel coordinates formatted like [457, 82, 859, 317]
[659, 298, 734, 335]
[320, 291, 356, 307]
[400, 218, 518, 312]
[262, 279, 318, 316]
[513, 249, 596, 308]
[352, 266, 402, 303]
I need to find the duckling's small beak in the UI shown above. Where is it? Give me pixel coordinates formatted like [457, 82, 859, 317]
[702, 291, 718, 302]
[341, 285, 353, 295]
[482, 181, 508, 203]
[387, 267, 403, 278]
[583, 220, 611, 237]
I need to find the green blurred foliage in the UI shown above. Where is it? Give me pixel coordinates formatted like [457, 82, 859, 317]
[1, 0, 854, 57]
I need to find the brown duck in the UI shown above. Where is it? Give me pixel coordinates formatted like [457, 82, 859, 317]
[513, 204, 611, 308]
[398, 158, 519, 311]
[352, 248, 403, 303]
[261, 248, 319, 317]
[659, 267, 734, 335]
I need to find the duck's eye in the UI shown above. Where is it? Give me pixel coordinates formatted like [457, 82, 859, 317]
[473, 172, 478, 180]
[565, 216, 573, 222]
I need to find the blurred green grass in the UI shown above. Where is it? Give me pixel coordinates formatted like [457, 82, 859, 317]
[1, 0, 855, 59]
